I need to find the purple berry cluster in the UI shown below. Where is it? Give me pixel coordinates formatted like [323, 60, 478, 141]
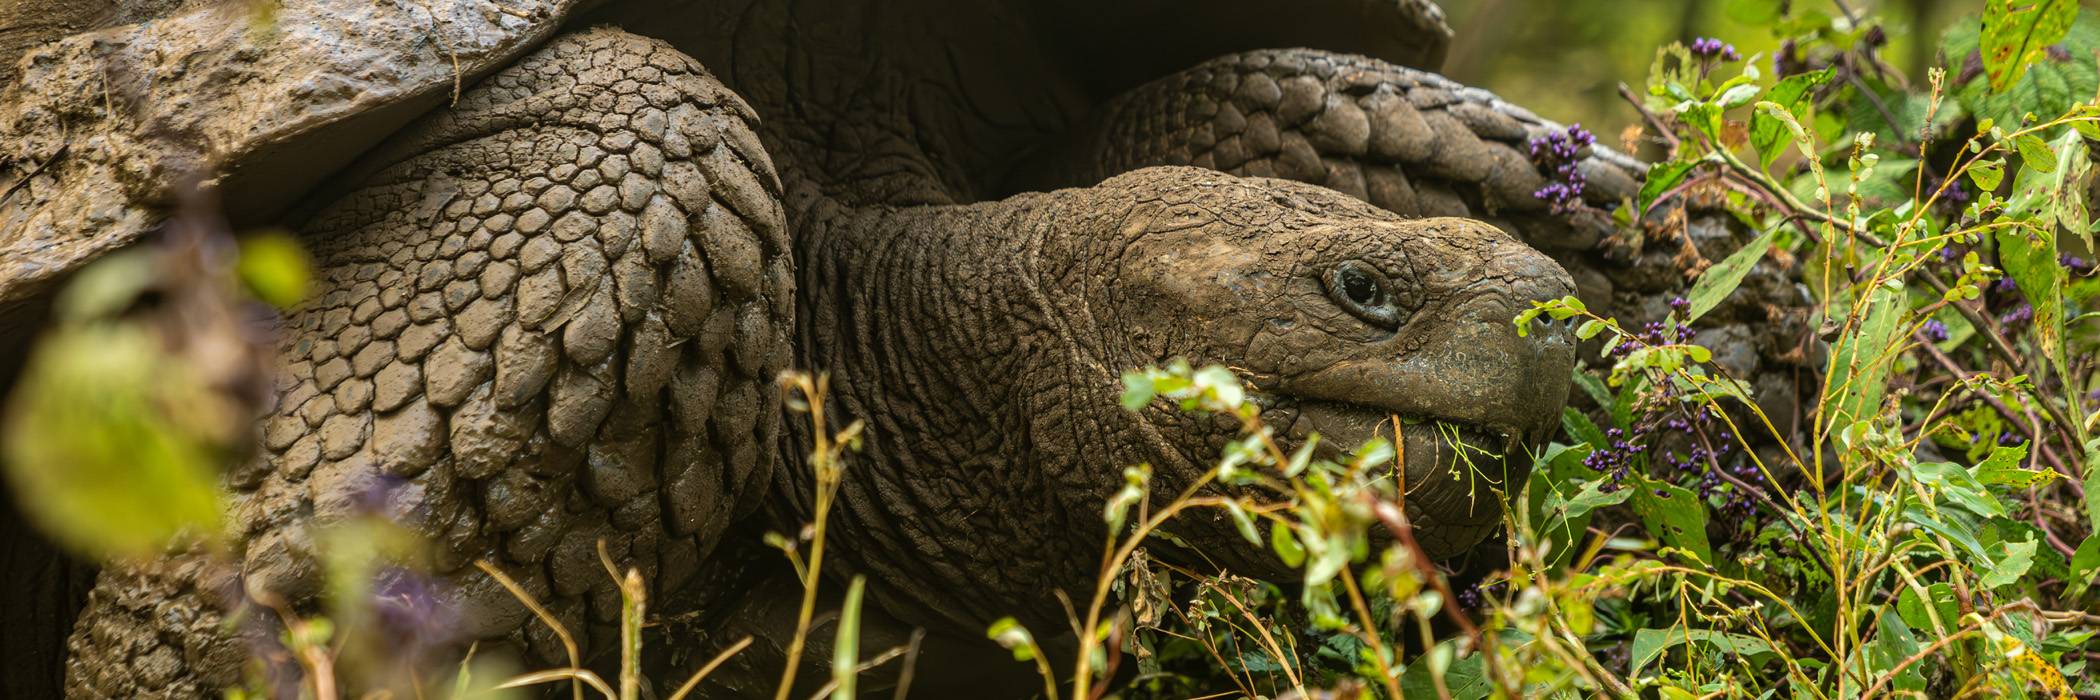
[1999, 303, 2034, 326]
[1577, 297, 1769, 531]
[1690, 37, 1741, 62]
[1664, 410, 1762, 519]
[1529, 124, 1595, 214]
[1921, 319, 1950, 343]
[1608, 309, 1691, 358]
[1458, 578, 1508, 609]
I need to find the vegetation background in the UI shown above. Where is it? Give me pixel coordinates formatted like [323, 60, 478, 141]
[1445, 0, 1979, 155]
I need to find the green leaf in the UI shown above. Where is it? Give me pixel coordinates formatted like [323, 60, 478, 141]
[1717, 83, 1761, 109]
[1638, 160, 1698, 215]
[1631, 477, 1713, 564]
[2086, 439, 2100, 534]
[235, 230, 312, 309]
[2068, 535, 2100, 599]
[1897, 582, 1962, 634]
[2016, 133, 2058, 173]
[1978, 536, 2039, 588]
[1724, 0, 1784, 24]
[1973, 444, 2055, 488]
[1947, 8, 2100, 129]
[1914, 461, 2007, 518]
[1821, 285, 1904, 429]
[831, 575, 866, 700]
[1685, 228, 1776, 323]
[1750, 69, 1835, 169]
[1979, 0, 2079, 93]
[986, 617, 1040, 662]
[1399, 643, 1490, 700]
[1969, 158, 2006, 191]
[1119, 371, 1155, 412]
[1271, 522, 1306, 568]
[1996, 223, 2069, 395]
[1627, 628, 1777, 678]
[1224, 501, 1261, 546]
[1867, 609, 1928, 693]
[1561, 408, 1608, 451]
[0, 325, 226, 560]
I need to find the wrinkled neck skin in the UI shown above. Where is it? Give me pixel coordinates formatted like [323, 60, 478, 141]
[779, 178, 1157, 632]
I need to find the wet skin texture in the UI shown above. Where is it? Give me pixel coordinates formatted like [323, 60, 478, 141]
[0, 2, 1625, 696]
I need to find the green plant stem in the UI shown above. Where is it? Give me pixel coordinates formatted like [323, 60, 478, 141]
[776, 374, 848, 700]
[1335, 567, 1406, 699]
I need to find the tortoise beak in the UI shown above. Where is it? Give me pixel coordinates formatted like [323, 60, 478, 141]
[1253, 242, 1578, 557]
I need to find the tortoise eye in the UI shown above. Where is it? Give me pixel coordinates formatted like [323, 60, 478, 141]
[1324, 260, 1405, 329]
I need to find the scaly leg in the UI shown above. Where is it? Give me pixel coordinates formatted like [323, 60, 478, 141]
[65, 28, 792, 697]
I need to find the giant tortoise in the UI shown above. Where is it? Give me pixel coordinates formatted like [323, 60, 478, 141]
[0, 0, 1758, 696]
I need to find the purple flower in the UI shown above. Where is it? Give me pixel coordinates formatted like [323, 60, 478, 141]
[1691, 37, 1741, 62]
[1999, 303, 2033, 326]
[1922, 319, 1949, 343]
[2061, 253, 2090, 271]
[1529, 125, 1595, 214]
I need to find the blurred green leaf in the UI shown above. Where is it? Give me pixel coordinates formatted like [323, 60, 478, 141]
[830, 575, 866, 700]
[1, 325, 225, 560]
[1947, 8, 2100, 129]
[236, 231, 312, 309]
[55, 250, 155, 321]
[1979, 0, 2078, 93]
[1723, 0, 1784, 25]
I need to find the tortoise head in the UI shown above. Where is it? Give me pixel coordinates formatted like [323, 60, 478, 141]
[1041, 167, 1578, 573]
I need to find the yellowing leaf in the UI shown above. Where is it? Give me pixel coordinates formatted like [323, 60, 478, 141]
[1981, 0, 2079, 93]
